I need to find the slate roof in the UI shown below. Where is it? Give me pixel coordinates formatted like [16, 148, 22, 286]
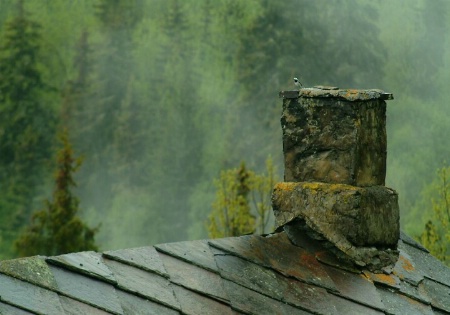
[0, 230, 449, 315]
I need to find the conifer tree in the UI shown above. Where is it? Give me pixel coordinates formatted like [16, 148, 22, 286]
[0, 0, 55, 257]
[15, 130, 98, 257]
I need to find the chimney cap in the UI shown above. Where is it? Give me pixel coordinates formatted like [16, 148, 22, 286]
[279, 86, 394, 101]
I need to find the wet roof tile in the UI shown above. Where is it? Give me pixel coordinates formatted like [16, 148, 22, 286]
[155, 239, 217, 272]
[0, 273, 64, 315]
[210, 233, 337, 291]
[212, 248, 337, 314]
[363, 270, 401, 290]
[284, 225, 360, 273]
[59, 296, 112, 315]
[322, 265, 385, 311]
[103, 246, 168, 277]
[420, 278, 450, 313]
[0, 302, 35, 315]
[328, 294, 385, 315]
[400, 231, 429, 253]
[172, 284, 234, 315]
[0, 256, 57, 289]
[398, 279, 431, 305]
[376, 286, 434, 315]
[392, 250, 424, 286]
[49, 264, 123, 314]
[47, 251, 115, 284]
[159, 252, 228, 302]
[0, 230, 449, 314]
[103, 257, 179, 310]
[222, 279, 312, 315]
[116, 289, 179, 315]
[161, 254, 228, 301]
[399, 240, 450, 287]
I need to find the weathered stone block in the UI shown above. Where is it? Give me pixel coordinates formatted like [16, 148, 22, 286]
[280, 88, 389, 186]
[272, 182, 399, 247]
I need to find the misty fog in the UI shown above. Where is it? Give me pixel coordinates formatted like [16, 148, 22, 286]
[0, 0, 449, 258]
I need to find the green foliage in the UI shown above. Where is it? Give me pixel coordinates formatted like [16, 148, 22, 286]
[0, 0, 449, 257]
[15, 130, 98, 257]
[418, 166, 450, 265]
[207, 158, 276, 238]
[0, 1, 56, 258]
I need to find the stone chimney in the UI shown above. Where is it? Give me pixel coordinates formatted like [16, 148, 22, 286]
[272, 86, 398, 271]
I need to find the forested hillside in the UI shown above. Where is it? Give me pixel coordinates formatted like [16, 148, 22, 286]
[0, 0, 449, 259]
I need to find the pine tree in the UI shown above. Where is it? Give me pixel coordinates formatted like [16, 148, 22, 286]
[0, 0, 56, 258]
[15, 130, 98, 257]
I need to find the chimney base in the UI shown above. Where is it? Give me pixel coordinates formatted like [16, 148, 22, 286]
[272, 182, 400, 271]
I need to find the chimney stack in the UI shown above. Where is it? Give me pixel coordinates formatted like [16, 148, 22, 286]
[272, 86, 398, 271]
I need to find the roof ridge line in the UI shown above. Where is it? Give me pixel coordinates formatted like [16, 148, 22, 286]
[45, 254, 117, 285]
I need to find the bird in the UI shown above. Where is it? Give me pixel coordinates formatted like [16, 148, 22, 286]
[293, 77, 303, 88]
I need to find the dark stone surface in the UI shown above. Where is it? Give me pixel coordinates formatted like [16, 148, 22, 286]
[155, 239, 218, 272]
[210, 233, 337, 291]
[400, 231, 429, 253]
[47, 251, 115, 284]
[0, 231, 446, 315]
[398, 280, 431, 305]
[328, 294, 385, 315]
[363, 270, 401, 290]
[103, 246, 168, 277]
[116, 289, 180, 315]
[420, 278, 450, 313]
[0, 256, 57, 289]
[50, 264, 123, 314]
[322, 265, 385, 311]
[0, 301, 35, 315]
[172, 284, 233, 315]
[213, 248, 337, 314]
[0, 273, 64, 315]
[103, 257, 179, 310]
[280, 87, 393, 101]
[272, 182, 399, 247]
[60, 296, 112, 315]
[272, 182, 399, 270]
[223, 280, 311, 315]
[158, 252, 229, 302]
[376, 286, 434, 315]
[399, 240, 450, 287]
[281, 94, 388, 186]
[392, 249, 425, 286]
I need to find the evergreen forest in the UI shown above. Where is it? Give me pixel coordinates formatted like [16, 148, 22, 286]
[1, 0, 450, 261]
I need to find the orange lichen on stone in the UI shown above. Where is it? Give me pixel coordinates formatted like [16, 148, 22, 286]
[366, 273, 398, 287]
[397, 255, 415, 272]
[274, 182, 297, 192]
[301, 182, 322, 190]
[345, 89, 359, 97]
[301, 182, 359, 193]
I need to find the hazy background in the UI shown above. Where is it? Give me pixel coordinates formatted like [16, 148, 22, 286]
[0, 0, 449, 258]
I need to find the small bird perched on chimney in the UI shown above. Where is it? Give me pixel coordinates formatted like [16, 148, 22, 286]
[294, 77, 303, 88]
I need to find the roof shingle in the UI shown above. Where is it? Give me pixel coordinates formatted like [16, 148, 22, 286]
[1, 231, 449, 314]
